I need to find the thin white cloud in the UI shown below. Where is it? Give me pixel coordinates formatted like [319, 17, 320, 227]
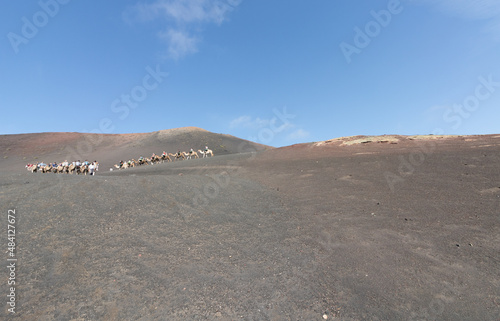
[483, 20, 500, 42]
[229, 115, 252, 128]
[408, 0, 500, 39]
[229, 115, 271, 129]
[287, 129, 311, 141]
[125, 0, 241, 59]
[130, 0, 234, 24]
[159, 29, 198, 59]
[424, 105, 447, 120]
[423, 0, 500, 20]
[254, 117, 271, 128]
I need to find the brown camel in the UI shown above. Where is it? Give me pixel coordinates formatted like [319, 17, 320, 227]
[68, 164, 76, 174]
[150, 155, 161, 164]
[169, 152, 185, 161]
[161, 154, 172, 163]
[80, 165, 89, 175]
[185, 151, 199, 159]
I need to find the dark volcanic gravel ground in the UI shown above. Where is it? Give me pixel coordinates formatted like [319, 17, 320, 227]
[1, 135, 500, 320]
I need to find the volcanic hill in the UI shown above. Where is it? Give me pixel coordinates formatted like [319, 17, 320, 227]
[0, 127, 271, 171]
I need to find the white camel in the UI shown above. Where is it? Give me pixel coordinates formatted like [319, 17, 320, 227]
[114, 162, 129, 170]
[198, 149, 213, 158]
[184, 150, 199, 160]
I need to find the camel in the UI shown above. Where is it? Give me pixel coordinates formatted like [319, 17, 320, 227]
[80, 165, 89, 175]
[150, 155, 161, 164]
[25, 162, 101, 175]
[67, 164, 76, 174]
[199, 149, 214, 158]
[55, 165, 70, 174]
[169, 152, 185, 161]
[185, 151, 199, 160]
[114, 162, 129, 170]
[161, 154, 172, 163]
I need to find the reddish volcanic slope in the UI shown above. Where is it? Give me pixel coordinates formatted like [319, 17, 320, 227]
[0, 127, 271, 170]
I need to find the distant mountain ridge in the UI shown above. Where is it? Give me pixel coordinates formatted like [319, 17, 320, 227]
[0, 127, 272, 170]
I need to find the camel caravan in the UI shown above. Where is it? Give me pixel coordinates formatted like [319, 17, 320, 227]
[112, 147, 214, 170]
[26, 160, 99, 176]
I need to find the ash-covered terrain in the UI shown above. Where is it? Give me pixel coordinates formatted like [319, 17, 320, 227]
[1, 129, 499, 320]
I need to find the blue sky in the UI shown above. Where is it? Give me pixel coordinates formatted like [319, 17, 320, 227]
[1, 0, 499, 147]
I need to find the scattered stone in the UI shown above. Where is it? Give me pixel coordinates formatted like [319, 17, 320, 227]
[456, 244, 460, 247]
[323, 313, 328, 319]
